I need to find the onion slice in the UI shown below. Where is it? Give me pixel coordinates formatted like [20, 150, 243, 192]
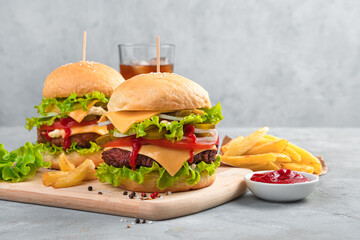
[183, 129, 218, 143]
[193, 128, 211, 134]
[98, 120, 112, 127]
[158, 114, 184, 121]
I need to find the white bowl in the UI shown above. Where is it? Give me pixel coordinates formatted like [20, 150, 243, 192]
[244, 170, 319, 202]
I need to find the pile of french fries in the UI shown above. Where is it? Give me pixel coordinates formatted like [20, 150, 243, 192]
[42, 153, 97, 188]
[221, 127, 322, 174]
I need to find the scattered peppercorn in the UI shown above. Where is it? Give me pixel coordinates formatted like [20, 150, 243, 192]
[129, 193, 134, 199]
[88, 186, 93, 191]
[132, 191, 136, 196]
[135, 218, 140, 224]
[141, 192, 147, 197]
[123, 191, 128, 195]
[127, 224, 131, 228]
[98, 191, 103, 195]
[142, 219, 146, 224]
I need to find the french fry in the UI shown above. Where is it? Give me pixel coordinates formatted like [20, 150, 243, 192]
[281, 163, 314, 174]
[247, 162, 272, 171]
[274, 153, 292, 163]
[265, 134, 322, 174]
[224, 127, 269, 156]
[267, 161, 281, 170]
[245, 139, 288, 155]
[284, 147, 301, 162]
[221, 137, 244, 155]
[85, 167, 97, 180]
[42, 171, 68, 186]
[59, 153, 76, 171]
[221, 153, 276, 167]
[53, 160, 95, 188]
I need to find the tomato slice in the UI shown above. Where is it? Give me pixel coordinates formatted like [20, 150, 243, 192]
[39, 117, 99, 131]
[103, 136, 215, 150]
[103, 137, 137, 148]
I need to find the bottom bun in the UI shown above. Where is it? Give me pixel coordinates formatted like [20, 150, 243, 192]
[42, 151, 104, 169]
[117, 172, 216, 193]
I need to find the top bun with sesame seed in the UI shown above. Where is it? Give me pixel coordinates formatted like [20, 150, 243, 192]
[43, 61, 125, 98]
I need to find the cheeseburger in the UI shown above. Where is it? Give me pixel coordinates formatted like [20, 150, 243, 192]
[96, 72, 223, 192]
[26, 61, 125, 168]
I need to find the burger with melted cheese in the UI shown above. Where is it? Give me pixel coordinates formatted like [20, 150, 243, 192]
[26, 61, 125, 169]
[96, 72, 223, 192]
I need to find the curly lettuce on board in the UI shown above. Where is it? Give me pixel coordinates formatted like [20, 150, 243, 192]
[0, 143, 50, 183]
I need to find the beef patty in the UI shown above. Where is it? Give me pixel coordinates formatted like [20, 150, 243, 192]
[102, 148, 217, 168]
[37, 129, 100, 148]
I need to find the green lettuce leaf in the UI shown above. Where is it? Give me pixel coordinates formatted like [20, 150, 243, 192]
[95, 155, 221, 190]
[125, 102, 224, 142]
[36, 142, 101, 155]
[25, 91, 109, 130]
[0, 142, 51, 183]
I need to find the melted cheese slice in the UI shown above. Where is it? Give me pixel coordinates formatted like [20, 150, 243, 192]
[45, 100, 99, 123]
[99, 111, 160, 134]
[59, 124, 108, 138]
[105, 145, 216, 176]
[68, 100, 99, 123]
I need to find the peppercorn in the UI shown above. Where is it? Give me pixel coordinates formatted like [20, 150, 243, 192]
[142, 219, 146, 224]
[88, 186, 93, 191]
[129, 193, 134, 199]
[127, 224, 131, 228]
[141, 192, 147, 197]
[135, 218, 140, 224]
[123, 191, 128, 195]
[132, 191, 136, 196]
[98, 191, 103, 195]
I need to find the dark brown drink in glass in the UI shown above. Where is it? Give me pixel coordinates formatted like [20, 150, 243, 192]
[119, 64, 174, 80]
[118, 44, 175, 80]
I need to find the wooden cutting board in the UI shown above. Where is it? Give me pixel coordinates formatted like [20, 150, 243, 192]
[0, 166, 251, 220]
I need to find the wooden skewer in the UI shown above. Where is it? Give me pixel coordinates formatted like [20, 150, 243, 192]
[156, 36, 160, 72]
[82, 31, 87, 62]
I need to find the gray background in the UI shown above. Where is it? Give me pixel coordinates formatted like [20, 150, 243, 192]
[0, 0, 359, 128]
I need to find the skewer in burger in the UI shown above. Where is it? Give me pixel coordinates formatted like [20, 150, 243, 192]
[96, 72, 223, 192]
[26, 61, 125, 169]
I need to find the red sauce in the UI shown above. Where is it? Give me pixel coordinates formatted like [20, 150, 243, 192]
[251, 169, 310, 184]
[184, 125, 196, 163]
[188, 149, 194, 164]
[59, 118, 72, 151]
[44, 130, 52, 141]
[129, 138, 142, 170]
[62, 127, 71, 151]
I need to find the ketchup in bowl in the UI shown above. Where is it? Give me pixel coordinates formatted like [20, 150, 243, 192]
[251, 169, 310, 184]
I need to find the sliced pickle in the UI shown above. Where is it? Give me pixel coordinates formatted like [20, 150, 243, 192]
[165, 110, 194, 117]
[95, 133, 117, 146]
[144, 125, 156, 131]
[94, 102, 108, 109]
[195, 132, 212, 138]
[144, 128, 167, 139]
[193, 123, 216, 130]
[83, 115, 98, 121]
